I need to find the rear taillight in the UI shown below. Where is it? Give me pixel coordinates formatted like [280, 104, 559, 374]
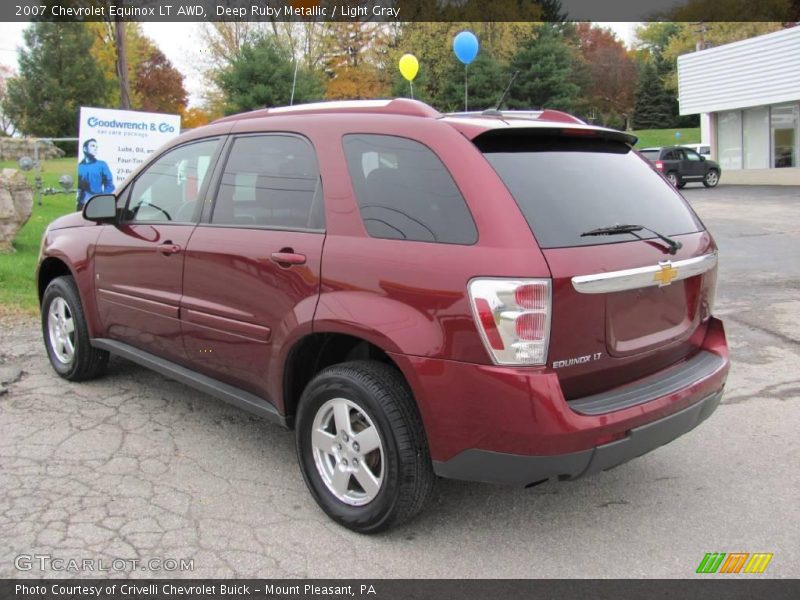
[655, 160, 664, 171]
[468, 279, 552, 366]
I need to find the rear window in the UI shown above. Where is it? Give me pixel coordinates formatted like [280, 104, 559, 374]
[476, 135, 703, 249]
[342, 134, 478, 244]
[639, 150, 660, 161]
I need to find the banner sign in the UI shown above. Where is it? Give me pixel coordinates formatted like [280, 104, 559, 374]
[77, 107, 180, 207]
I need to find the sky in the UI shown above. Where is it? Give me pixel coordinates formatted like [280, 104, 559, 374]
[0, 22, 640, 108]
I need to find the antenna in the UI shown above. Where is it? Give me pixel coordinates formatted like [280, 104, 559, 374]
[290, 59, 299, 106]
[485, 70, 519, 115]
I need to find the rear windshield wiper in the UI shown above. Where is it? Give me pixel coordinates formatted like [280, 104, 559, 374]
[580, 224, 683, 255]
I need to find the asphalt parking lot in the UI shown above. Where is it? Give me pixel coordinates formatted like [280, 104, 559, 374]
[1, 185, 798, 579]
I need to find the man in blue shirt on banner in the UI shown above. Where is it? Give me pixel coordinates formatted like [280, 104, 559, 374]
[76, 138, 115, 211]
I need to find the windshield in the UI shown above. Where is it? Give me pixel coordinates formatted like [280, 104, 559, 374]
[476, 135, 703, 249]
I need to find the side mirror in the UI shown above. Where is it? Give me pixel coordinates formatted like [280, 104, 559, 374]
[83, 194, 117, 223]
[700, 155, 706, 161]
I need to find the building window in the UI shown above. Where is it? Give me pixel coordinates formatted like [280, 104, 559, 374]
[743, 107, 770, 169]
[717, 111, 742, 170]
[771, 104, 798, 168]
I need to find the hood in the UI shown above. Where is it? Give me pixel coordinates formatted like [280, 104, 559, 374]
[48, 211, 92, 231]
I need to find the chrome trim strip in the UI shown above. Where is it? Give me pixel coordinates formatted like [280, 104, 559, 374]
[571, 252, 717, 294]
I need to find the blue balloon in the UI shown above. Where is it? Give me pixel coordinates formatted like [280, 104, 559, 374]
[675, 131, 682, 139]
[453, 31, 479, 65]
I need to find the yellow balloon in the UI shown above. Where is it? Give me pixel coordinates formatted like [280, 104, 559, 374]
[399, 54, 419, 82]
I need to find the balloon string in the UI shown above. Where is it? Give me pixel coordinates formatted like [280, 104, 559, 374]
[410, 81, 414, 99]
[465, 65, 468, 112]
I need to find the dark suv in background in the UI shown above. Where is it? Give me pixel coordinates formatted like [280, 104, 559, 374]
[640, 146, 721, 188]
[37, 100, 729, 532]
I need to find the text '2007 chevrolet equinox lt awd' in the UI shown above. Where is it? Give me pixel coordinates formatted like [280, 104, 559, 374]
[38, 99, 729, 533]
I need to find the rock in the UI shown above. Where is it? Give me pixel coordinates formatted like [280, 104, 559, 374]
[0, 169, 34, 253]
[0, 138, 65, 161]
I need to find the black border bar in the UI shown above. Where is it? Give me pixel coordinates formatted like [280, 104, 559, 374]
[3, 0, 800, 22]
[3, 579, 800, 600]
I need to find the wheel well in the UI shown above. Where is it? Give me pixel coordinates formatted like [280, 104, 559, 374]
[38, 258, 72, 304]
[283, 333, 399, 426]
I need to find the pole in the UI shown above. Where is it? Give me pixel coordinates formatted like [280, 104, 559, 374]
[115, 20, 131, 110]
[34, 141, 42, 206]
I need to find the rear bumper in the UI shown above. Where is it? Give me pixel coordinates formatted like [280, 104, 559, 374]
[432, 388, 722, 485]
[390, 317, 729, 485]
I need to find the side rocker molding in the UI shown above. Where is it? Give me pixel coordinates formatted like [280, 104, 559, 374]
[91, 338, 287, 427]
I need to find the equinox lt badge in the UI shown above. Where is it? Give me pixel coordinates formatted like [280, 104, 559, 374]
[552, 353, 603, 369]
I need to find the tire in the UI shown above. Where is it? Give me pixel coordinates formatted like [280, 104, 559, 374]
[41, 276, 108, 381]
[666, 171, 680, 187]
[677, 181, 687, 189]
[703, 169, 720, 188]
[295, 360, 434, 533]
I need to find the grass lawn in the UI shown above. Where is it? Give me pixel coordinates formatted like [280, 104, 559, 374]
[0, 157, 77, 314]
[633, 128, 701, 148]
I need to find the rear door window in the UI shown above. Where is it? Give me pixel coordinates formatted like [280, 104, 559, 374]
[211, 135, 324, 231]
[342, 134, 477, 244]
[476, 134, 703, 249]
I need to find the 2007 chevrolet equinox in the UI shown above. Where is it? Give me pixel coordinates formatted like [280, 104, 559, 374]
[37, 99, 729, 532]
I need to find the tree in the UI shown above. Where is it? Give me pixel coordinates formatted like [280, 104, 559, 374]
[3, 23, 111, 137]
[86, 22, 156, 110]
[180, 106, 214, 129]
[320, 23, 391, 100]
[575, 24, 637, 128]
[437, 52, 507, 112]
[0, 65, 14, 135]
[634, 22, 682, 61]
[216, 34, 324, 113]
[632, 61, 674, 129]
[325, 67, 386, 100]
[507, 26, 581, 112]
[133, 47, 188, 114]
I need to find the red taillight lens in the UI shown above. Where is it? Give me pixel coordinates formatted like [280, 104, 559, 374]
[515, 284, 547, 310]
[655, 160, 664, 171]
[515, 313, 546, 341]
[468, 279, 552, 366]
[562, 128, 597, 136]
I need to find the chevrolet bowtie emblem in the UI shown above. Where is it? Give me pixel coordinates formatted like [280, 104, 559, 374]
[654, 261, 679, 286]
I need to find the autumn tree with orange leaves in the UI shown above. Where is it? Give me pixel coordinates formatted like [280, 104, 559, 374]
[574, 23, 637, 129]
[133, 47, 188, 115]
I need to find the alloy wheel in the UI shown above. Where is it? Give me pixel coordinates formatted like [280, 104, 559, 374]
[47, 297, 75, 364]
[311, 397, 385, 506]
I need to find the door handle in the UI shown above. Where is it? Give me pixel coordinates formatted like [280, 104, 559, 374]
[157, 242, 182, 255]
[270, 251, 306, 267]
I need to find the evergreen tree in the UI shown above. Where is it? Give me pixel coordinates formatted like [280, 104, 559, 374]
[437, 52, 508, 113]
[506, 26, 581, 112]
[216, 34, 324, 114]
[632, 61, 674, 129]
[3, 23, 111, 137]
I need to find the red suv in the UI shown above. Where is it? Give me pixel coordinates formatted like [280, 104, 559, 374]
[37, 99, 729, 532]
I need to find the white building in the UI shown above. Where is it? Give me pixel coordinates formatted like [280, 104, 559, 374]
[677, 26, 800, 185]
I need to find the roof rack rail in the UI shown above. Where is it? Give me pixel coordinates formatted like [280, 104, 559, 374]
[447, 109, 585, 125]
[213, 98, 441, 124]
